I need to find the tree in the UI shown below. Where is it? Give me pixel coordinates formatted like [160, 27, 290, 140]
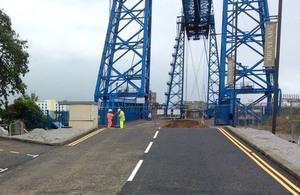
[3, 97, 46, 129]
[22, 92, 39, 102]
[0, 9, 29, 107]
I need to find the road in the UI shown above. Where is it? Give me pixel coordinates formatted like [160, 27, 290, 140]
[121, 128, 300, 194]
[0, 138, 53, 174]
[0, 122, 299, 194]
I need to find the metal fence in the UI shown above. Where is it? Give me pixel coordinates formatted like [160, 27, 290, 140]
[0, 121, 26, 136]
[9, 121, 26, 135]
[291, 120, 300, 144]
[98, 103, 150, 127]
[212, 103, 300, 142]
[45, 110, 69, 129]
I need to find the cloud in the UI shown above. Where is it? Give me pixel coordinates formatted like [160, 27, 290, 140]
[1, 0, 300, 104]
[2, 0, 110, 101]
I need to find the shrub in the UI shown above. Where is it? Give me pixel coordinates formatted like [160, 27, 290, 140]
[3, 98, 46, 129]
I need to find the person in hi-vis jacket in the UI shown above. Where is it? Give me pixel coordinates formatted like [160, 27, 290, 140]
[107, 109, 114, 128]
[117, 108, 125, 128]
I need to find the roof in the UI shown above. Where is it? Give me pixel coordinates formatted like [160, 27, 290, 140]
[58, 101, 98, 106]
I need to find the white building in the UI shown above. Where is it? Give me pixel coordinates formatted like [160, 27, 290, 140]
[36, 99, 67, 113]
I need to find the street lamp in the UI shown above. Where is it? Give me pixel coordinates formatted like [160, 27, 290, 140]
[271, 0, 283, 134]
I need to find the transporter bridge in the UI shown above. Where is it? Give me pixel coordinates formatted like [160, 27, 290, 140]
[94, 0, 281, 126]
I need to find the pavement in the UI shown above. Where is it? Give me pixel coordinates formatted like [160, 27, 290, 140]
[0, 127, 97, 146]
[225, 126, 300, 181]
[0, 120, 151, 146]
[0, 120, 299, 181]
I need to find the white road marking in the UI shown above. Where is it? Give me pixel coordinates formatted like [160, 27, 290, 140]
[127, 160, 143, 181]
[144, 142, 153, 153]
[27, 154, 39, 158]
[153, 131, 159, 139]
[10, 151, 19, 154]
[0, 168, 8, 173]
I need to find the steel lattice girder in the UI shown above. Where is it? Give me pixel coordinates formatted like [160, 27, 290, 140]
[164, 16, 185, 116]
[181, 0, 212, 39]
[219, 0, 273, 123]
[94, 0, 152, 103]
[206, 2, 220, 113]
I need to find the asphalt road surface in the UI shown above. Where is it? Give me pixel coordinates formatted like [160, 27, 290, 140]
[120, 128, 300, 194]
[0, 123, 299, 194]
[0, 138, 54, 174]
[0, 121, 156, 194]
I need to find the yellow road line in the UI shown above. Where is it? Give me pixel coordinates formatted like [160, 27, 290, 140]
[218, 128, 300, 195]
[67, 128, 105, 147]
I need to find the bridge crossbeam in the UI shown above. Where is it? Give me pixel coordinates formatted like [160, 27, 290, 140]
[181, 0, 212, 39]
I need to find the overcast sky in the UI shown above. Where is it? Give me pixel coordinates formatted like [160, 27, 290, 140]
[1, 0, 299, 104]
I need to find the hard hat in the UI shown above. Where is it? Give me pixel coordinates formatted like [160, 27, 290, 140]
[108, 109, 112, 112]
[118, 108, 121, 111]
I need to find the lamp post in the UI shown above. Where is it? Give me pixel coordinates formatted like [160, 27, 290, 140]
[271, 0, 283, 134]
[232, 1, 238, 127]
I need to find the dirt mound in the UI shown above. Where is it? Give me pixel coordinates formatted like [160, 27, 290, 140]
[157, 119, 208, 128]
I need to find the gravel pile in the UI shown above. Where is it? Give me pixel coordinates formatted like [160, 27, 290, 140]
[0, 126, 9, 136]
[1, 127, 92, 145]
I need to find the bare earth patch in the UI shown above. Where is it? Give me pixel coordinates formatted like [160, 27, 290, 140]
[156, 119, 208, 128]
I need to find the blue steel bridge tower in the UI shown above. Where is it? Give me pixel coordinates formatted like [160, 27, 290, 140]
[206, 2, 220, 116]
[164, 16, 186, 118]
[95, 0, 279, 126]
[164, 0, 278, 125]
[164, 0, 219, 118]
[216, 0, 278, 125]
[94, 0, 152, 125]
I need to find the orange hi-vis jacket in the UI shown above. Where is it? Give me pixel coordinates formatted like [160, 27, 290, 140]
[107, 113, 114, 121]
